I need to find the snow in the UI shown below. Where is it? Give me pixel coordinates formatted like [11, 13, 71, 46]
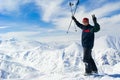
[0, 36, 120, 80]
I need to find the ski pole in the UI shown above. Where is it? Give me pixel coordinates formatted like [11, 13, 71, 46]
[67, 2, 74, 33]
[69, 2, 77, 32]
[67, 19, 73, 33]
[67, 0, 79, 33]
[73, 0, 79, 32]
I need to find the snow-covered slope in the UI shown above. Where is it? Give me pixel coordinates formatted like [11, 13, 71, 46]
[0, 36, 120, 80]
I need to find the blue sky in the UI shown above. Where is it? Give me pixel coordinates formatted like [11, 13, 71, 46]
[0, 0, 120, 42]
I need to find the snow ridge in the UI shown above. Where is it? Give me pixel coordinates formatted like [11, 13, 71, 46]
[0, 36, 120, 80]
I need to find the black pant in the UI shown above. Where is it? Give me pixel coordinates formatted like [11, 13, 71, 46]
[83, 48, 98, 73]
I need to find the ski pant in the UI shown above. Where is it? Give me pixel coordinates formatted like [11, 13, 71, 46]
[83, 48, 98, 73]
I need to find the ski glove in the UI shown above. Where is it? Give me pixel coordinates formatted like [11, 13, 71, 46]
[72, 16, 77, 21]
[92, 14, 97, 24]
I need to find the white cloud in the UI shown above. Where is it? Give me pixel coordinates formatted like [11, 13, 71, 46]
[34, 0, 64, 22]
[0, 31, 39, 40]
[0, 25, 11, 29]
[0, 31, 81, 42]
[0, 0, 32, 14]
[90, 2, 120, 18]
[98, 14, 120, 34]
[0, 0, 19, 13]
[30, 33, 80, 42]
[99, 14, 120, 25]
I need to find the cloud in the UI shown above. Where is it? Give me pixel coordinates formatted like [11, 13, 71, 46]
[90, 2, 120, 18]
[0, 25, 11, 29]
[0, 0, 32, 14]
[0, 31, 40, 40]
[0, 0, 19, 13]
[99, 14, 120, 25]
[0, 30, 80, 42]
[34, 0, 64, 22]
[99, 14, 120, 32]
[28, 33, 80, 42]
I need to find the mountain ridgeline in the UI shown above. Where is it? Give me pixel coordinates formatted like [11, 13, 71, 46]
[0, 36, 120, 80]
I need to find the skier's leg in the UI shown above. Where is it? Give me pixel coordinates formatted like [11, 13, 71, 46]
[89, 50, 98, 73]
[83, 48, 92, 74]
[91, 58, 98, 72]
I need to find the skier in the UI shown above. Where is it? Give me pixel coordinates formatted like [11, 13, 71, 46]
[72, 15, 100, 75]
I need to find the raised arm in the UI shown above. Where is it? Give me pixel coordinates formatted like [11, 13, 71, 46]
[91, 14, 100, 32]
[72, 16, 84, 29]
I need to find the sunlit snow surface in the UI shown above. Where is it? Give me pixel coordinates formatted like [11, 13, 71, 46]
[0, 36, 120, 80]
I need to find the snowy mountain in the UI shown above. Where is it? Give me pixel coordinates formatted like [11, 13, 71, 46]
[0, 36, 120, 80]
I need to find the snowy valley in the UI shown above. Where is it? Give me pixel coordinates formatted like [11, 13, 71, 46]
[0, 36, 120, 80]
